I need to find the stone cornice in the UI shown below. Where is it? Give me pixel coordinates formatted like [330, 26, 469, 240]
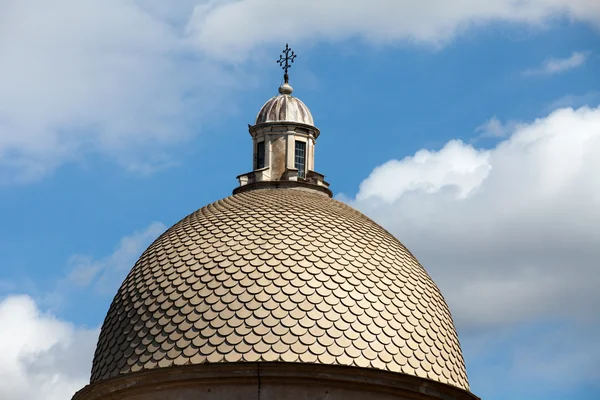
[73, 363, 479, 400]
[232, 180, 333, 197]
[249, 121, 321, 139]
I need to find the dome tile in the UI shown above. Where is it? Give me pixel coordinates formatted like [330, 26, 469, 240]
[91, 189, 469, 391]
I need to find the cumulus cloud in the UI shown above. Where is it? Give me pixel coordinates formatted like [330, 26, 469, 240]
[345, 105, 600, 329]
[0, 295, 98, 400]
[524, 51, 591, 76]
[66, 222, 166, 293]
[356, 140, 492, 203]
[2, 1, 600, 184]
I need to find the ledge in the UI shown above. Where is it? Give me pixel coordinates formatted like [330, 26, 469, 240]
[73, 363, 479, 400]
[249, 121, 321, 139]
[232, 180, 333, 197]
[236, 167, 269, 179]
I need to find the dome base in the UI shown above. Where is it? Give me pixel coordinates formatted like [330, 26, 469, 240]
[232, 179, 332, 197]
[73, 363, 479, 400]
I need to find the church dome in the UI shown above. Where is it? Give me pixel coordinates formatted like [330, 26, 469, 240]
[255, 83, 314, 126]
[91, 188, 469, 390]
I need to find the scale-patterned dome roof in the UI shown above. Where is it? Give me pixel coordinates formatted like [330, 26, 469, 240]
[255, 83, 314, 126]
[91, 189, 469, 390]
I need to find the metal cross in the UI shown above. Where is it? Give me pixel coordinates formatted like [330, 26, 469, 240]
[277, 43, 296, 83]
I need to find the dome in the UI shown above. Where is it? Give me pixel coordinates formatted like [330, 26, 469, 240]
[255, 83, 314, 126]
[91, 188, 469, 390]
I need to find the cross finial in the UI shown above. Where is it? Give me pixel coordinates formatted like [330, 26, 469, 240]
[277, 43, 297, 84]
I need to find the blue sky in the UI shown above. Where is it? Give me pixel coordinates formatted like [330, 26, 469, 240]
[1, 1, 599, 399]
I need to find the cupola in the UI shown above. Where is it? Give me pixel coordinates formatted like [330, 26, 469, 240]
[235, 44, 330, 196]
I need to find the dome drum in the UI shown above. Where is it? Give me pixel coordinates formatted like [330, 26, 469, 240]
[74, 363, 479, 400]
[233, 176, 332, 196]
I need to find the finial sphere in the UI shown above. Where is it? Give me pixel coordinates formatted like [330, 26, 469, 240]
[278, 82, 293, 95]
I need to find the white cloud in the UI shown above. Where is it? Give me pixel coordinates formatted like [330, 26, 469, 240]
[0, 0, 236, 184]
[547, 91, 600, 111]
[2, 1, 600, 184]
[474, 116, 520, 140]
[524, 51, 590, 76]
[0, 295, 98, 400]
[66, 222, 166, 293]
[355, 139, 492, 203]
[187, 1, 600, 59]
[345, 105, 600, 330]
